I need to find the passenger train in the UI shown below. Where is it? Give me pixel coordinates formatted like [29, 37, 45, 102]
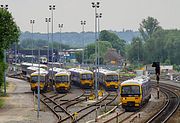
[120, 75, 151, 110]
[21, 62, 47, 75]
[68, 68, 94, 88]
[30, 69, 49, 93]
[97, 69, 120, 90]
[26, 66, 46, 82]
[54, 71, 71, 92]
[48, 67, 66, 82]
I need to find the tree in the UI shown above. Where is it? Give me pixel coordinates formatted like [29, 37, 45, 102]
[126, 17, 180, 67]
[127, 37, 144, 64]
[0, 8, 20, 50]
[99, 30, 126, 56]
[0, 8, 20, 89]
[143, 28, 167, 63]
[139, 17, 161, 41]
[75, 51, 82, 64]
[79, 41, 112, 64]
[164, 30, 180, 65]
[98, 41, 112, 64]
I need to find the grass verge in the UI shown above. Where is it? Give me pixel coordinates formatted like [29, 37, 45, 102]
[0, 81, 9, 108]
[0, 98, 5, 108]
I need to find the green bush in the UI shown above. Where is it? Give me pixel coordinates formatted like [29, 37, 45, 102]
[173, 64, 180, 72]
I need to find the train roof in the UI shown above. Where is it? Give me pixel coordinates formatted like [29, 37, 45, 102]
[68, 68, 93, 74]
[27, 66, 46, 71]
[21, 62, 33, 66]
[49, 67, 66, 72]
[31, 70, 48, 76]
[97, 69, 118, 75]
[55, 71, 71, 76]
[21, 62, 47, 68]
[121, 75, 149, 85]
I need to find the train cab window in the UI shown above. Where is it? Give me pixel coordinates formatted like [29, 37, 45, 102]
[121, 85, 140, 95]
[31, 76, 45, 83]
[82, 74, 92, 80]
[106, 75, 118, 82]
[56, 76, 68, 82]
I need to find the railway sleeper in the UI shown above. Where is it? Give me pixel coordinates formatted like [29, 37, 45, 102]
[43, 99, 52, 103]
[109, 94, 117, 96]
[54, 107, 63, 112]
[170, 96, 178, 99]
[84, 94, 91, 96]
[105, 98, 115, 100]
[59, 99, 69, 101]
[94, 104, 117, 106]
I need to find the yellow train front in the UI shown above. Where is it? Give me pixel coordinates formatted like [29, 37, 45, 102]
[98, 69, 120, 91]
[69, 68, 94, 89]
[120, 76, 151, 111]
[54, 71, 71, 92]
[30, 70, 49, 93]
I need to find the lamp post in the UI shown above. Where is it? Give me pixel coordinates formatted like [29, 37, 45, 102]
[36, 45, 48, 118]
[96, 13, 102, 89]
[37, 47, 40, 118]
[92, 2, 100, 98]
[80, 20, 86, 65]
[58, 24, 63, 64]
[138, 41, 140, 68]
[45, 17, 51, 71]
[15, 42, 17, 76]
[30, 19, 35, 65]
[1, 4, 8, 96]
[49, 5, 55, 83]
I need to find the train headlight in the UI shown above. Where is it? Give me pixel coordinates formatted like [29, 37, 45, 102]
[122, 97, 126, 100]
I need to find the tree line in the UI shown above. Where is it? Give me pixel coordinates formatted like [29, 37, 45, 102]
[76, 30, 126, 64]
[19, 39, 70, 50]
[64, 17, 180, 71]
[0, 8, 20, 92]
[127, 17, 180, 71]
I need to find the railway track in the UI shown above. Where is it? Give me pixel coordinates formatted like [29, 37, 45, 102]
[102, 83, 180, 123]
[39, 91, 117, 123]
[102, 101, 145, 123]
[145, 83, 180, 123]
[72, 92, 118, 123]
[33, 88, 83, 122]
[37, 89, 91, 123]
[35, 93, 63, 121]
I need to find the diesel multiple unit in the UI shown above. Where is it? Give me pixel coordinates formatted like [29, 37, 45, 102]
[120, 76, 151, 110]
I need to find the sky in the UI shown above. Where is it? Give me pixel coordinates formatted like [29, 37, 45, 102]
[1, 0, 180, 33]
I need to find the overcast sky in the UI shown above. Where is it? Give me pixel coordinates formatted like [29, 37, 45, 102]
[1, 0, 180, 33]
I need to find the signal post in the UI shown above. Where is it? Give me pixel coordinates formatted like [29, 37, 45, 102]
[152, 62, 160, 99]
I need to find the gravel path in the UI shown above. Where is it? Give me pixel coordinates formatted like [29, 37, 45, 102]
[0, 77, 56, 123]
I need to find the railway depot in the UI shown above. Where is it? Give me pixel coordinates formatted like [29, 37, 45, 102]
[0, 1, 180, 123]
[0, 62, 179, 123]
